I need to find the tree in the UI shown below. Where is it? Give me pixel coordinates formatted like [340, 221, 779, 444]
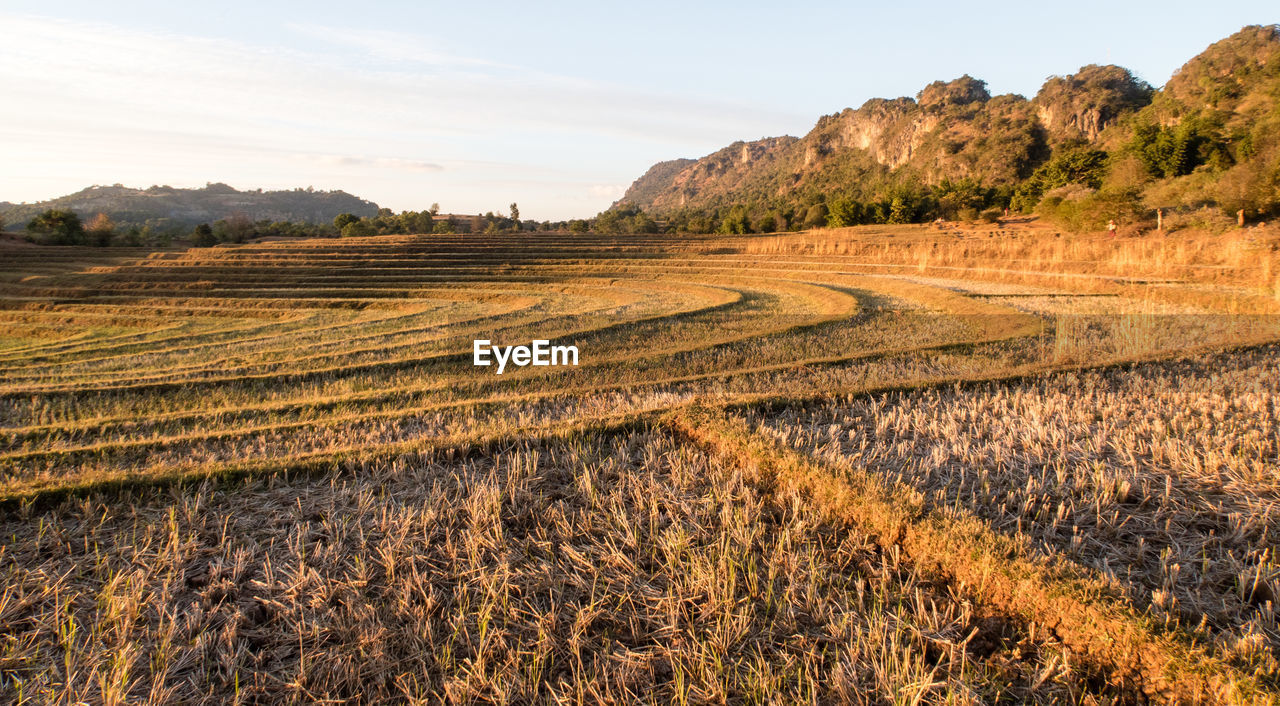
[827, 199, 864, 227]
[86, 212, 115, 246]
[887, 194, 916, 224]
[341, 220, 375, 237]
[716, 206, 751, 234]
[429, 203, 440, 216]
[630, 210, 659, 234]
[801, 203, 828, 229]
[1130, 120, 1210, 179]
[1010, 149, 1109, 212]
[215, 212, 255, 243]
[333, 213, 360, 231]
[26, 209, 84, 245]
[509, 203, 520, 226]
[594, 209, 622, 234]
[397, 210, 432, 234]
[192, 223, 218, 247]
[754, 210, 787, 233]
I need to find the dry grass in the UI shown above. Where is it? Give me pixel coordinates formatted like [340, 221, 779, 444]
[0, 431, 1100, 704]
[751, 346, 1280, 682]
[1, 225, 1277, 702]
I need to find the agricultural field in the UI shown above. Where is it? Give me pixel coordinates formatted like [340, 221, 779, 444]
[1, 222, 1279, 703]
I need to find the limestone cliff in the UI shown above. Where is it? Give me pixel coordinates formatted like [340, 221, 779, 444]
[1032, 65, 1153, 143]
[619, 68, 1149, 213]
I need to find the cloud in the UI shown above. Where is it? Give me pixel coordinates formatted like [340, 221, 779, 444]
[0, 13, 804, 218]
[588, 184, 627, 199]
[287, 23, 513, 73]
[307, 155, 445, 172]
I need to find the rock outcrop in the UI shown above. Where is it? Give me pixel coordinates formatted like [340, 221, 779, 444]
[618, 68, 1157, 213]
[1032, 65, 1153, 142]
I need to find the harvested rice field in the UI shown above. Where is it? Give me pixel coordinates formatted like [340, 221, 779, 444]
[2, 224, 1279, 703]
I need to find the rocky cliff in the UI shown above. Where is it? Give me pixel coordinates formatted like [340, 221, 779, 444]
[1032, 64, 1154, 143]
[619, 65, 1154, 213]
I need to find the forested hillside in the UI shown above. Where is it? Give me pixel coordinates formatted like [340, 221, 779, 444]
[617, 25, 1280, 234]
[1, 183, 378, 232]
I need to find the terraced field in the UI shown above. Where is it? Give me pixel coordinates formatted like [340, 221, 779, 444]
[1, 225, 1279, 703]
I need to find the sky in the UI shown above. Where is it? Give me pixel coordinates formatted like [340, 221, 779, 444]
[1, 2, 1275, 220]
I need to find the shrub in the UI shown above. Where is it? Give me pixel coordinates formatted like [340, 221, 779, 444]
[1129, 119, 1216, 179]
[341, 220, 375, 237]
[802, 203, 828, 229]
[85, 213, 115, 246]
[191, 224, 218, 247]
[1011, 149, 1109, 212]
[1162, 206, 1237, 234]
[827, 199, 863, 227]
[1037, 184, 1148, 232]
[754, 210, 787, 233]
[887, 196, 913, 224]
[26, 209, 85, 245]
[1213, 155, 1280, 217]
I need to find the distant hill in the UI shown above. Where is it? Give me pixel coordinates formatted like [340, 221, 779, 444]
[617, 25, 1280, 232]
[1, 183, 379, 229]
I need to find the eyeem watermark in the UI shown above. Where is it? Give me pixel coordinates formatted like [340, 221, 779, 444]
[473, 339, 579, 374]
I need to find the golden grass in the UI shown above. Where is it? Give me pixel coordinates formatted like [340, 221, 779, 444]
[0, 225, 1276, 702]
[750, 347, 1280, 672]
[2, 430, 1112, 704]
[670, 397, 1275, 703]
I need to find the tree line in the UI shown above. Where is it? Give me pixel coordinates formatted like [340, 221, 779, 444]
[15, 100, 1276, 247]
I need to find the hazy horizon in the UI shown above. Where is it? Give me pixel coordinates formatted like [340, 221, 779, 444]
[1, 1, 1275, 220]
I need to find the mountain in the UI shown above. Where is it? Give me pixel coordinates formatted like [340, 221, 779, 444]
[618, 69, 1150, 214]
[621, 159, 696, 209]
[1, 183, 379, 229]
[617, 25, 1279, 230]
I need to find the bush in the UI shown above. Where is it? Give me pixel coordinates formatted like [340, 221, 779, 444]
[801, 203, 828, 229]
[1214, 156, 1280, 217]
[191, 224, 218, 247]
[716, 207, 751, 235]
[978, 207, 1002, 224]
[85, 213, 115, 247]
[1011, 149, 1109, 212]
[1036, 184, 1148, 232]
[26, 209, 85, 245]
[754, 210, 787, 233]
[341, 220, 375, 237]
[1162, 206, 1237, 234]
[1035, 185, 1096, 232]
[1129, 120, 1214, 179]
[827, 199, 863, 227]
[887, 196, 913, 224]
